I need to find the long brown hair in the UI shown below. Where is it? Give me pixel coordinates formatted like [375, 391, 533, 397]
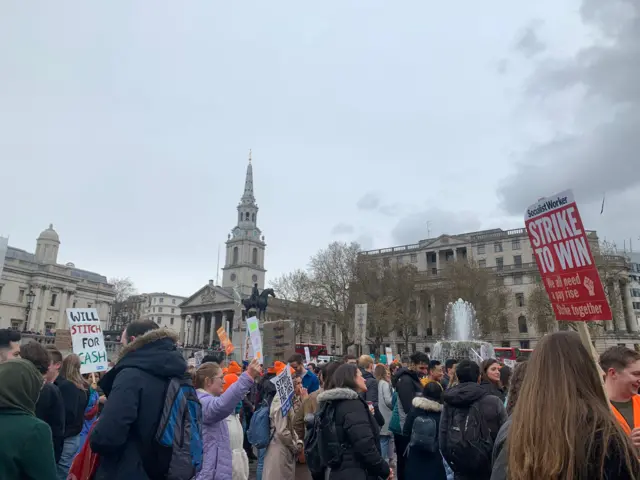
[193, 362, 222, 389]
[508, 331, 638, 479]
[505, 361, 528, 415]
[61, 354, 88, 390]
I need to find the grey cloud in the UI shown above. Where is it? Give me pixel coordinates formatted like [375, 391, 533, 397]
[331, 223, 355, 235]
[391, 208, 482, 246]
[356, 192, 381, 211]
[498, 0, 640, 216]
[514, 20, 546, 58]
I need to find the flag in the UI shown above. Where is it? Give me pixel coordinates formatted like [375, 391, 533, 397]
[600, 193, 605, 215]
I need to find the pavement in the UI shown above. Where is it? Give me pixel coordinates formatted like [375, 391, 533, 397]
[248, 459, 312, 480]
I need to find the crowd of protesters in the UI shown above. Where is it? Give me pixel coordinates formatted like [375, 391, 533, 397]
[2, 325, 640, 480]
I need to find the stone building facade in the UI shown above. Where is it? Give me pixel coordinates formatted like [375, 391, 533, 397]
[140, 292, 187, 335]
[360, 227, 639, 354]
[0, 225, 114, 331]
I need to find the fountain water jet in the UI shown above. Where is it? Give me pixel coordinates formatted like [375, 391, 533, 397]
[431, 298, 495, 363]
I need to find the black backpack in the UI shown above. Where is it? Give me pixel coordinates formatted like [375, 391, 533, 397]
[442, 402, 493, 476]
[304, 401, 344, 476]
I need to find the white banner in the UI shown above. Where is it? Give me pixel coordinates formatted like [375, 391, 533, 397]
[0, 236, 8, 280]
[194, 350, 206, 367]
[243, 326, 253, 362]
[246, 316, 263, 362]
[270, 363, 294, 417]
[354, 303, 368, 348]
[304, 346, 311, 365]
[385, 347, 393, 365]
[66, 308, 109, 374]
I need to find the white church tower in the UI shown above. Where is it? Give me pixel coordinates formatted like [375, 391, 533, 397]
[221, 151, 267, 296]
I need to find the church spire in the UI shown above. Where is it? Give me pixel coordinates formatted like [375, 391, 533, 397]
[240, 149, 255, 206]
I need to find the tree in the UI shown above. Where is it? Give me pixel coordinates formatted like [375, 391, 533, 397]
[430, 260, 510, 336]
[108, 277, 138, 330]
[526, 275, 555, 333]
[269, 269, 318, 341]
[308, 241, 360, 352]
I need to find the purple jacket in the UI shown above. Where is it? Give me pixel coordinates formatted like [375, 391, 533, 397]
[196, 373, 255, 480]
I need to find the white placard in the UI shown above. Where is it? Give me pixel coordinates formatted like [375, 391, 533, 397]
[0, 236, 8, 280]
[66, 308, 108, 374]
[246, 316, 263, 362]
[194, 350, 206, 367]
[304, 346, 311, 365]
[354, 304, 368, 348]
[270, 363, 295, 417]
[243, 326, 253, 362]
[503, 358, 516, 368]
[385, 347, 393, 365]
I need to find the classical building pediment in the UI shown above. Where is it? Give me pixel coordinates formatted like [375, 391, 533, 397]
[420, 234, 469, 250]
[179, 284, 236, 309]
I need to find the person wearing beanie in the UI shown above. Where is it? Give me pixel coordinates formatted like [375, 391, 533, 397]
[228, 361, 242, 376]
[223, 373, 239, 393]
[0, 359, 58, 480]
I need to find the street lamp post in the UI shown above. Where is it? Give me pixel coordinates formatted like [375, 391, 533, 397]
[186, 317, 192, 347]
[24, 290, 36, 332]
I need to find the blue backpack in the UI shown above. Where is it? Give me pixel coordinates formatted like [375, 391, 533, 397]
[247, 400, 272, 449]
[146, 375, 203, 480]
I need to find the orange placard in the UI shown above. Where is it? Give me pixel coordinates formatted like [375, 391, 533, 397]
[217, 327, 235, 355]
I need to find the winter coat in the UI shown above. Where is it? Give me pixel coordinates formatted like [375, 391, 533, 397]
[490, 416, 640, 480]
[391, 367, 423, 435]
[480, 381, 506, 403]
[263, 391, 301, 480]
[377, 380, 393, 436]
[0, 359, 57, 480]
[317, 387, 391, 480]
[196, 372, 255, 480]
[90, 328, 187, 480]
[293, 387, 322, 441]
[55, 375, 88, 438]
[227, 413, 250, 480]
[403, 397, 447, 480]
[439, 382, 507, 480]
[35, 381, 65, 462]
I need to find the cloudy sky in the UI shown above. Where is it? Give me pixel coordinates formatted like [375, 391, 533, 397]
[1, 0, 638, 297]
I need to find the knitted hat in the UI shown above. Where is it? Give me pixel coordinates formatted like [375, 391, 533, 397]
[223, 373, 239, 393]
[228, 361, 242, 375]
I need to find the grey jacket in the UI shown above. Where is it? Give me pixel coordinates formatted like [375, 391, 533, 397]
[489, 416, 511, 480]
[377, 379, 393, 436]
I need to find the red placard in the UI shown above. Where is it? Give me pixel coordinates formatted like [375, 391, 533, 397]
[524, 190, 612, 322]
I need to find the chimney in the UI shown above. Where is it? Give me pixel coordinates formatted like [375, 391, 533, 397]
[208, 279, 214, 287]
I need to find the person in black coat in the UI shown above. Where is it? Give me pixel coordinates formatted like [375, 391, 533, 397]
[403, 382, 447, 480]
[317, 363, 391, 480]
[90, 321, 188, 480]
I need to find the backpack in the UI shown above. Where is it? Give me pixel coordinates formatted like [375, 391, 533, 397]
[442, 402, 493, 476]
[247, 400, 273, 449]
[408, 415, 438, 453]
[146, 375, 203, 480]
[304, 401, 344, 476]
[389, 392, 402, 435]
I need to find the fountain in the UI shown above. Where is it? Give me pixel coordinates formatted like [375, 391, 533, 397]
[431, 298, 495, 363]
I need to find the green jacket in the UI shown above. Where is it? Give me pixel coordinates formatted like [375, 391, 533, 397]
[0, 410, 57, 480]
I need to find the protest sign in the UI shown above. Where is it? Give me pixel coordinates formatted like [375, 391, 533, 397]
[270, 363, 295, 417]
[242, 326, 253, 361]
[304, 346, 311, 365]
[385, 347, 393, 365]
[54, 329, 73, 351]
[525, 189, 612, 322]
[246, 316, 263, 361]
[66, 308, 108, 374]
[217, 326, 235, 355]
[194, 350, 206, 367]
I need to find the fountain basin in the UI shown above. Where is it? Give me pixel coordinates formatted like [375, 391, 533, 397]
[431, 340, 495, 363]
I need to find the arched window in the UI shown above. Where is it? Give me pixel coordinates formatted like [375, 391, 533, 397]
[238, 212, 242, 223]
[518, 315, 528, 333]
[245, 212, 250, 221]
[233, 247, 239, 264]
[331, 325, 336, 338]
[252, 248, 258, 264]
[311, 322, 317, 336]
[252, 213, 255, 222]
[321, 323, 326, 337]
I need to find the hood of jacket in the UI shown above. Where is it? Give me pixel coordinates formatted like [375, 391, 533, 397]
[317, 387, 360, 404]
[391, 366, 420, 389]
[0, 359, 42, 415]
[443, 381, 488, 408]
[412, 396, 443, 413]
[100, 328, 186, 395]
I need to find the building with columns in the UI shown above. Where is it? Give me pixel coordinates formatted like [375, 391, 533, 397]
[0, 225, 115, 332]
[178, 154, 341, 356]
[360, 227, 640, 354]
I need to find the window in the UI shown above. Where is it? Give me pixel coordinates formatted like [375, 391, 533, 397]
[321, 323, 326, 336]
[631, 289, 640, 297]
[516, 293, 525, 307]
[158, 307, 163, 313]
[252, 213, 255, 222]
[153, 307, 156, 313]
[494, 242, 503, 253]
[518, 315, 528, 333]
[172, 298, 176, 304]
[153, 298, 157, 304]
[331, 325, 336, 338]
[18, 289, 25, 303]
[513, 274, 523, 285]
[252, 248, 258, 264]
[383, 257, 390, 267]
[171, 308, 175, 313]
[160, 297, 164, 304]
[512, 239, 521, 250]
[410, 253, 417, 263]
[50, 293, 57, 307]
[157, 317, 162, 324]
[477, 244, 486, 254]
[397, 255, 404, 264]
[0, 285, 3, 299]
[431, 267, 438, 275]
[520, 340, 530, 349]
[501, 341, 510, 347]
[513, 255, 522, 266]
[170, 318, 174, 325]
[311, 322, 317, 335]
[633, 302, 640, 309]
[410, 343, 417, 353]
[233, 247, 239, 264]
[478, 259, 487, 268]
[496, 257, 504, 271]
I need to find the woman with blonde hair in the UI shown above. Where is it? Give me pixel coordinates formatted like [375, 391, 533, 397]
[491, 331, 640, 480]
[56, 354, 89, 480]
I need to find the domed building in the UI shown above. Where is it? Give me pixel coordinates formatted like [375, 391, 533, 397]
[0, 225, 115, 332]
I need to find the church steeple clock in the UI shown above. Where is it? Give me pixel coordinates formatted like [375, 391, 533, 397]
[221, 150, 267, 296]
